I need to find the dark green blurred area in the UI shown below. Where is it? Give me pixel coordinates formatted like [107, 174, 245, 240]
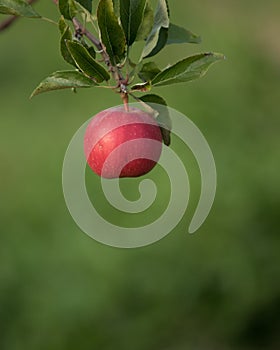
[1, 1, 280, 349]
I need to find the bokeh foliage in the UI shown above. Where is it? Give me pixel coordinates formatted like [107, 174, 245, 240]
[0, 0, 280, 349]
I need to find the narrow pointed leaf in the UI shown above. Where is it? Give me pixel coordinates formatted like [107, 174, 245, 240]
[87, 46, 96, 59]
[76, 0, 92, 13]
[140, 94, 171, 145]
[0, 0, 40, 17]
[58, 0, 71, 20]
[152, 52, 225, 87]
[138, 62, 161, 82]
[131, 81, 151, 92]
[146, 27, 168, 58]
[30, 71, 98, 98]
[141, 0, 169, 59]
[128, 58, 138, 69]
[58, 17, 76, 67]
[97, 0, 126, 65]
[61, 30, 76, 66]
[135, 0, 153, 41]
[140, 93, 167, 107]
[167, 23, 201, 45]
[58, 15, 67, 34]
[59, 0, 77, 20]
[120, 0, 146, 46]
[112, 0, 119, 16]
[66, 40, 110, 82]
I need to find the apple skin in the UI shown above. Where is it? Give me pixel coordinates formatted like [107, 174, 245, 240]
[84, 106, 163, 178]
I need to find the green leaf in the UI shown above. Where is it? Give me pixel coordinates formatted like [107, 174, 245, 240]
[58, 15, 67, 34]
[30, 70, 98, 98]
[66, 40, 110, 82]
[147, 28, 168, 58]
[58, 0, 78, 20]
[141, 0, 169, 59]
[135, 0, 153, 41]
[59, 0, 71, 20]
[128, 58, 137, 68]
[167, 23, 201, 45]
[138, 62, 161, 82]
[140, 93, 167, 106]
[97, 0, 126, 65]
[76, 0, 92, 13]
[112, 0, 119, 16]
[131, 81, 151, 92]
[61, 30, 76, 66]
[87, 46, 96, 59]
[0, 0, 40, 17]
[58, 17, 76, 67]
[120, 0, 146, 46]
[152, 52, 225, 87]
[140, 94, 171, 146]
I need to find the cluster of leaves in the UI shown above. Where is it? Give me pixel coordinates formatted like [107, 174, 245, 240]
[0, 0, 225, 145]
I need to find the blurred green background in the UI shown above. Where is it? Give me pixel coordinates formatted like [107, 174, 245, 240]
[1, 1, 280, 349]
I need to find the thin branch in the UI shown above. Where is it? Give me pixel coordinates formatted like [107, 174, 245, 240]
[1, 0, 129, 106]
[55, 0, 118, 83]
[74, 16, 130, 106]
[0, 16, 18, 31]
[47, 0, 123, 86]
[72, 17, 102, 50]
[72, 17, 119, 82]
[0, 0, 39, 32]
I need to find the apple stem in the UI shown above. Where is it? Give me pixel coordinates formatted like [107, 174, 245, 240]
[121, 93, 129, 112]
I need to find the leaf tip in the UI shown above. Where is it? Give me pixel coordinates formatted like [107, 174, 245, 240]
[205, 52, 226, 61]
[29, 90, 37, 99]
[214, 52, 226, 60]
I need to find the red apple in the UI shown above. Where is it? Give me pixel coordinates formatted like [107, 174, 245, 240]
[84, 106, 163, 178]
